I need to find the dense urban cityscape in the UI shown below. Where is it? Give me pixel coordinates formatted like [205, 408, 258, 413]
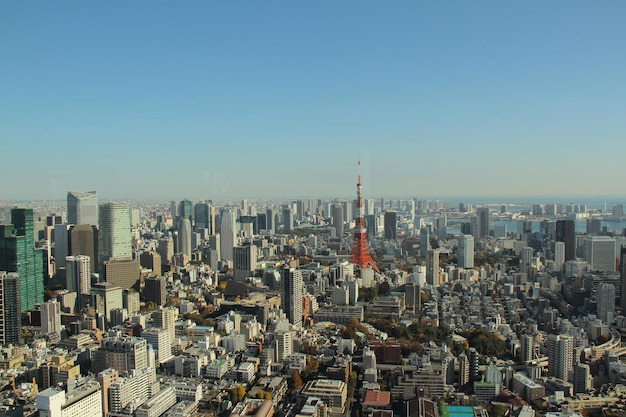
[3, 2, 625, 417]
[2, 167, 626, 417]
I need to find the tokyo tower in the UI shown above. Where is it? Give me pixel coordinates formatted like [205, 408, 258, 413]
[350, 161, 380, 272]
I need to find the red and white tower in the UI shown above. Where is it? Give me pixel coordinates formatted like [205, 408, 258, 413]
[350, 161, 380, 272]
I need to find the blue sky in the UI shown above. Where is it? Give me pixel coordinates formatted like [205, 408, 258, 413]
[1, 1, 625, 201]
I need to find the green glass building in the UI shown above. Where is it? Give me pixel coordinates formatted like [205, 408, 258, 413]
[0, 208, 44, 312]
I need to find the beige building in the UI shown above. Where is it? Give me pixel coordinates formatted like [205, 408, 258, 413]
[301, 379, 347, 414]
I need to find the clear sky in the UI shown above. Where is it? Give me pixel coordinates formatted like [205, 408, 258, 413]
[1, 1, 625, 201]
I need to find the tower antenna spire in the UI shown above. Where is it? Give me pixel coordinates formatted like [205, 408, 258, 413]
[350, 159, 380, 272]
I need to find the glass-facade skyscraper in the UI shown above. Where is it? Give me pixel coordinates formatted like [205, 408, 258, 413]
[67, 191, 99, 226]
[0, 208, 44, 312]
[98, 203, 132, 267]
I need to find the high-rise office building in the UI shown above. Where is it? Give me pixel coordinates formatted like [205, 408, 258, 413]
[177, 218, 192, 259]
[139, 251, 161, 277]
[233, 245, 258, 281]
[142, 327, 173, 364]
[587, 219, 601, 236]
[90, 282, 123, 327]
[193, 202, 209, 232]
[554, 241, 565, 270]
[157, 238, 174, 267]
[458, 235, 474, 269]
[519, 334, 535, 363]
[152, 307, 177, 344]
[332, 204, 344, 237]
[426, 250, 440, 287]
[282, 207, 293, 234]
[104, 259, 141, 291]
[520, 247, 533, 274]
[67, 191, 99, 227]
[220, 208, 236, 263]
[384, 211, 397, 239]
[584, 236, 617, 272]
[70, 224, 98, 273]
[574, 363, 591, 394]
[0, 271, 21, 345]
[420, 227, 431, 258]
[266, 208, 274, 233]
[597, 283, 616, 324]
[65, 255, 91, 296]
[281, 265, 303, 327]
[547, 334, 574, 381]
[92, 334, 148, 374]
[40, 299, 62, 336]
[436, 213, 447, 239]
[178, 200, 193, 223]
[477, 207, 490, 237]
[53, 224, 71, 269]
[144, 276, 168, 307]
[556, 220, 576, 261]
[98, 203, 132, 270]
[0, 208, 44, 311]
[123, 290, 140, 314]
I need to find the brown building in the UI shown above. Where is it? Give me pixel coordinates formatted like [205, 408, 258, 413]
[104, 258, 141, 290]
[369, 339, 402, 365]
[139, 251, 162, 277]
[70, 224, 98, 273]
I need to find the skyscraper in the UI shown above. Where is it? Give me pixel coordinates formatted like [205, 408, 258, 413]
[98, 203, 132, 270]
[282, 207, 293, 234]
[426, 250, 440, 286]
[547, 334, 574, 381]
[384, 211, 397, 239]
[177, 218, 192, 259]
[233, 245, 258, 281]
[420, 227, 431, 258]
[584, 236, 617, 272]
[586, 219, 601, 236]
[193, 203, 209, 232]
[556, 220, 576, 261]
[332, 204, 344, 237]
[266, 208, 274, 233]
[53, 224, 71, 269]
[70, 224, 98, 273]
[597, 283, 616, 324]
[67, 191, 99, 226]
[520, 247, 533, 274]
[554, 241, 565, 271]
[40, 299, 62, 336]
[281, 264, 303, 327]
[0, 208, 44, 311]
[152, 307, 177, 344]
[178, 199, 193, 223]
[458, 235, 474, 269]
[144, 276, 167, 306]
[477, 207, 490, 237]
[519, 334, 535, 363]
[0, 271, 21, 345]
[220, 208, 236, 263]
[65, 255, 91, 296]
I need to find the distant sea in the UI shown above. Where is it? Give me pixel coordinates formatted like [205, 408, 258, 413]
[445, 219, 626, 236]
